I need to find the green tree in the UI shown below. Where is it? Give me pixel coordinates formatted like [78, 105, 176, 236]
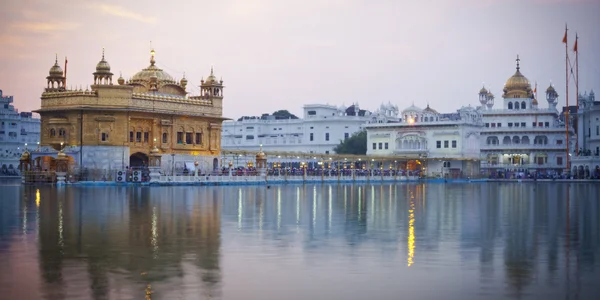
[333, 130, 367, 155]
[272, 110, 299, 119]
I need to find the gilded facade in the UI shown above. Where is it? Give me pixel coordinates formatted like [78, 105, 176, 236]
[33, 49, 226, 173]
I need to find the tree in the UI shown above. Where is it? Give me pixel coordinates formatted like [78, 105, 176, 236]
[272, 110, 299, 120]
[333, 130, 367, 155]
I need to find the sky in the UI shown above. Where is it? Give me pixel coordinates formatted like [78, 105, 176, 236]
[1, 0, 599, 119]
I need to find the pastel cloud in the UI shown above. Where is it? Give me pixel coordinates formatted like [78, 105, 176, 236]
[9, 21, 80, 33]
[93, 3, 157, 24]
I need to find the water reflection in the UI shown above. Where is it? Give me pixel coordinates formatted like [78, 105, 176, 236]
[0, 183, 598, 299]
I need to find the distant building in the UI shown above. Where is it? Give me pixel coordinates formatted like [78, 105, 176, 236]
[571, 90, 600, 177]
[33, 50, 225, 174]
[477, 57, 575, 177]
[365, 104, 483, 178]
[221, 103, 399, 159]
[0, 89, 40, 173]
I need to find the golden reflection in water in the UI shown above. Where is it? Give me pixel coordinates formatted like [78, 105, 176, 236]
[35, 189, 40, 207]
[58, 200, 64, 249]
[22, 194, 27, 234]
[407, 195, 415, 267]
[151, 207, 158, 258]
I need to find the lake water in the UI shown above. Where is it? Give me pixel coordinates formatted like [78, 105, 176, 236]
[0, 181, 599, 300]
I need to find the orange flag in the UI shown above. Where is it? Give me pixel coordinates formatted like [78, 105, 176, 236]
[562, 31, 567, 44]
[573, 39, 578, 52]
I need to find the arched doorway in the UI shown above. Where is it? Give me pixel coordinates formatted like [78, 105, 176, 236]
[130, 152, 149, 168]
[213, 158, 219, 171]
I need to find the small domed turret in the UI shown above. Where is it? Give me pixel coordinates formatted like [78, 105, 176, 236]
[180, 74, 188, 90]
[93, 48, 113, 85]
[117, 72, 125, 85]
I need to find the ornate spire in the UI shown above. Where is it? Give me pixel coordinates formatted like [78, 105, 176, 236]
[516, 55, 520, 71]
[102, 47, 105, 60]
[150, 49, 156, 66]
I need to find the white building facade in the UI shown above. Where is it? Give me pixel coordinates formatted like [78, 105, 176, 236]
[365, 104, 483, 178]
[0, 89, 41, 174]
[477, 57, 575, 178]
[221, 103, 399, 158]
[571, 90, 600, 178]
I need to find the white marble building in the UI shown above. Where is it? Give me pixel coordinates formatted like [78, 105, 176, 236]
[571, 90, 600, 177]
[365, 104, 483, 178]
[477, 57, 575, 177]
[0, 89, 41, 173]
[221, 103, 399, 157]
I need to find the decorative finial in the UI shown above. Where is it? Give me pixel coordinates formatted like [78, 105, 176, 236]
[55, 53, 58, 64]
[516, 55, 520, 71]
[150, 48, 156, 66]
[120, 71, 122, 77]
[102, 47, 105, 60]
[183, 72, 186, 79]
[210, 65, 214, 75]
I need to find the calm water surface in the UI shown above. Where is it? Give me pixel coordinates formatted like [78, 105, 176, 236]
[0, 182, 599, 300]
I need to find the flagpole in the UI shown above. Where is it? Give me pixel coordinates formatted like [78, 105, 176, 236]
[575, 33, 579, 155]
[64, 56, 68, 89]
[564, 24, 570, 172]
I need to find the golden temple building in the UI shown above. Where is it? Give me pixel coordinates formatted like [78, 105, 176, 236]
[32, 49, 226, 173]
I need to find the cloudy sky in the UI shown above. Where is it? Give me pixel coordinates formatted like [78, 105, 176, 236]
[1, 0, 598, 119]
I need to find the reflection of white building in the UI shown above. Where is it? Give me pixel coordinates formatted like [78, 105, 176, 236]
[365, 104, 483, 178]
[477, 57, 575, 176]
[571, 91, 600, 177]
[0, 89, 41, 172]
[221, 103, 399, 155]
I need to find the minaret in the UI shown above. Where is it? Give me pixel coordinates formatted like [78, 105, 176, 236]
[46, 54, 65, 91]
[545, 83, 558, 110]
[478, 85, 488, 107]
[93, 48, 113, 85]
[200, 66, 224, 98]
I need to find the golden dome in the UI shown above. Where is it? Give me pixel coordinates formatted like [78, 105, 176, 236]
[48, 55, 63, 77]
[117, 73, 125, 85]
[546, 85, 556, 93]
[503, 56, 533, 98]
[150, 146, 160, 154]
[479, 86, 488, 94]
[131, 49, 175, 85]
[423, 104, 438, 114]
[255, 145, 266, 160]
[532, 97, 538, 105]
[96, 49, 111, 72]
[20, 150, 31, 161]
[202, 67, 221, 85]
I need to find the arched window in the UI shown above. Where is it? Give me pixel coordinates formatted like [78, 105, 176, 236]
[521, 101, 526, 109]
[503, 136, 511, 144]
[508, 102, 513, 109]
[162, 132, 168, 144]
[58, 128, 66, 136]
[50, 128, 56, 137]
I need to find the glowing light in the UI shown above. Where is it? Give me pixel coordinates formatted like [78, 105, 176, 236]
[35, 189, 40, 207]
[407, 199, 415, 267]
